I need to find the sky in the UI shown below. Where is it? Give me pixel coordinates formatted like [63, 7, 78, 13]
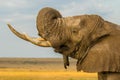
[0, 0, 120, 58]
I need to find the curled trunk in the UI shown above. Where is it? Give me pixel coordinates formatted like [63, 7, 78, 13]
[36, 7, 62, 38]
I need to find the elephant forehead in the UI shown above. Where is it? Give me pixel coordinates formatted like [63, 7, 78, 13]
[64, 17, 81, 27]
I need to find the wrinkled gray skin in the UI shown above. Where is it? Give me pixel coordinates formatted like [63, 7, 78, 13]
[8, 7, 120, 80]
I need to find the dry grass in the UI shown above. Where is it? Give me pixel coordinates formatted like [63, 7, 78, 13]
[0, 69, 97, 80]
[0, 58, 97, 80]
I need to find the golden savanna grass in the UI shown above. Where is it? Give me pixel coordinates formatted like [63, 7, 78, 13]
[0, 58, 97, 80]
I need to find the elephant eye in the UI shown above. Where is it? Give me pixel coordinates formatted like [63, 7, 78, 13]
[72, 29, 77, 33]
[72, 28, 79, 34]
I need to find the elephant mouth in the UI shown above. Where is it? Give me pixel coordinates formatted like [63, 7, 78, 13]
[55, 45, 69, 53]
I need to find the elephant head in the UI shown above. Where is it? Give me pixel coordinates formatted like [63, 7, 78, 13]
[7, 7, 70, 69]
[8, 7, 120, 73]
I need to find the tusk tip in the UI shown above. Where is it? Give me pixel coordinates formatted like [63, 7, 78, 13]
[7, 24, 12, 28]
[7, 23, 10, 26]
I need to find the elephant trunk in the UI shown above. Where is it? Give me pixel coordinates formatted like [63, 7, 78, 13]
[36, 7, 62, 38]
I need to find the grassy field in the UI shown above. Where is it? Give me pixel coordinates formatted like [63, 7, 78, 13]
[0, 58, 97, 80]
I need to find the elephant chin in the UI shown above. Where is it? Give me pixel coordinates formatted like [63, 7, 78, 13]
[7, 24, 51, 47]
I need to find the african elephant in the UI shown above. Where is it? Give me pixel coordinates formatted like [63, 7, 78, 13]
[7, 7, 120, 80]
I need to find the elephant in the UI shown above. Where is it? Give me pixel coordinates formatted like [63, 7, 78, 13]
[7, 7, 120, 80]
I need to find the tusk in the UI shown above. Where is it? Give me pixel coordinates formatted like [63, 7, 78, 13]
[24, 33, 51, 47]
[7, 24, 51, 47]
[7, 24, 29, 41]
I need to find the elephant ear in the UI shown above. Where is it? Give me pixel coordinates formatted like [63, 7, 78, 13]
[75, 15, 110, 59]
[88, 15, 110, 41]
[76, 15, 110, 47]
[76, 15, 120, 72]
[77, 30, 120, 72]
